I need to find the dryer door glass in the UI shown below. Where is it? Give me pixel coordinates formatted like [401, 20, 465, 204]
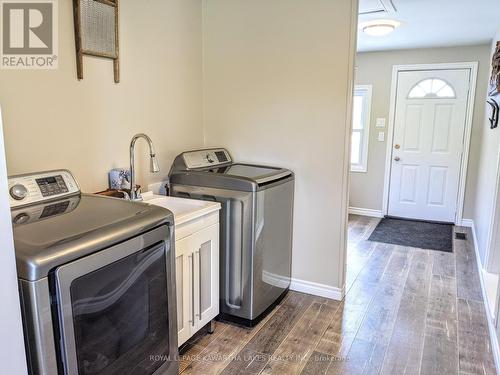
[69, 243, 170, 375]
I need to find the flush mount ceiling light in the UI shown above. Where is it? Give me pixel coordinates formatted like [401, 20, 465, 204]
[360, 19, 401, 37]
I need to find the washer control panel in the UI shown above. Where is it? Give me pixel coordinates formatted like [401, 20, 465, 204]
[8, 170, 80, 208]
[182, 148, 232, 169]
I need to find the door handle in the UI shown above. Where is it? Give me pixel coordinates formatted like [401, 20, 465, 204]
[196, 249, 202, 320]
[225, 200, 242, 310]
[394, 156, 401, 162]
[189, 254, 195, 327]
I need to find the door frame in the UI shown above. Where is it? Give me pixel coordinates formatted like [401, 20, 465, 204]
[0, 106, 28, 374]
[382, 62, 479, 224]
[484, 146, 500, 273]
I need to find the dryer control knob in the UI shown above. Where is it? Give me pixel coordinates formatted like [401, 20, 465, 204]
[13, 213, 30, 225]
[10, 184, 28, 200]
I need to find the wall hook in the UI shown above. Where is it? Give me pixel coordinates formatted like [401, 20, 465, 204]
[487, 98, 499, 129]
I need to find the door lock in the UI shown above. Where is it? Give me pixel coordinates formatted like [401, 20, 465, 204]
[394, 144, 401, 149]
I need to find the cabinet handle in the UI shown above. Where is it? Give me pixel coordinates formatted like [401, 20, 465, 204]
[189, 254, 195, 327]
[196, 249, 202, 320]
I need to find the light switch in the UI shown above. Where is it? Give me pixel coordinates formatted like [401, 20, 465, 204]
[378, 132, 385, 142]
[376, 118, 386, 128]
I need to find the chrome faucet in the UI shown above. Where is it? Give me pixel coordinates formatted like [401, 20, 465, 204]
[129, 133, 160, 201]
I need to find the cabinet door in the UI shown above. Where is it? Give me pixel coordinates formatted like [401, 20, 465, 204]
[175, 236, 192, 346]
[192, 223, 220, 329]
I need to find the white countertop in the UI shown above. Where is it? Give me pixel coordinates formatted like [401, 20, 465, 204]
[142, 192, 221, 226]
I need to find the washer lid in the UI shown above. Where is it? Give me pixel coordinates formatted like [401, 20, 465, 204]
[210, 164, 292, 185]
[12, 194, 173, 281]
[170, 163, 293, 192]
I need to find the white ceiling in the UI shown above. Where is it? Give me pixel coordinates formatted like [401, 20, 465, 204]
[357, 0, 500, 52]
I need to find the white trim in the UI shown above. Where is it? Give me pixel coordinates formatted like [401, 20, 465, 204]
[460, 218, 474, 228]
[262, 271, 293, 289]
[382, 65, 399, 216]
[339, 0, 359, 298]
[382, 62, 479, 225]
[482, 269, 499, 320]
[467, 220, 500, 373]
[348, 206, 384, 218]
[484, 146, 500, 272]
[456, 63, 478, 225]
[380, 0, 397, 13]
[290, 278, 344, 301]
[0, 107, 28, 374]
[350, 85, 372, 173]
[470, 220, 479, 258]
[484, 280, 500, 375]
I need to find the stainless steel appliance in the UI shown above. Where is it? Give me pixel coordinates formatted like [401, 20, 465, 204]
[168, 148, 294, 326]
[9, 170, 178, 375]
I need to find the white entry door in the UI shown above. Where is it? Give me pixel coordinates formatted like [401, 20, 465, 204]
[388, 69, 471, 222]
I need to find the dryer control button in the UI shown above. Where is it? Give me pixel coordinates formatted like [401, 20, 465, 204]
[13, 213, 30, 225]
[10, 184, 28, 201]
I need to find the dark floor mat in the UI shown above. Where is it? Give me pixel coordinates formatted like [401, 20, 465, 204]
[368, 218, 453, 252]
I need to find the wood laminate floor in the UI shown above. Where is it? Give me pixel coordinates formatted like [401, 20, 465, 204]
[179, 215, 496, 374]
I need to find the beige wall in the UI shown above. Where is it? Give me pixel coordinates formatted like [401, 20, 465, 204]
[202, 0, 357, 290]
[472, 29, 500, 269]
[0, 0, 203, 193]
[0, 0, 358, 296]
[350, 45, 491, 219]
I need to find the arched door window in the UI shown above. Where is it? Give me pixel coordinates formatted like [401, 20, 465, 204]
[408, 78, 456, 99]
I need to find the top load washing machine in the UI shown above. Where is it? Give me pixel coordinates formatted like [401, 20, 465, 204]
[9, 170, 178, 375]
[168, 148, 294, 326]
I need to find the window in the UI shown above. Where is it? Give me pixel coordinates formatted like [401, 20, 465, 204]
[408, 78, 456, 99]
[351, 85, 372, 172]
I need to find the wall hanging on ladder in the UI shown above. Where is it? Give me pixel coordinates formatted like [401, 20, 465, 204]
[73, 0, 120, 83]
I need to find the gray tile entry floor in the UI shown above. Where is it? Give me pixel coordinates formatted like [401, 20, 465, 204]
[369, 217, 454, 252]
[178, 215, 496, 374]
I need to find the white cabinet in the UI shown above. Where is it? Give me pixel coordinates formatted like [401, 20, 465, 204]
[175, 220, 219, 346]
[175, 235, 192, 346]
[141, 193, 220, 347]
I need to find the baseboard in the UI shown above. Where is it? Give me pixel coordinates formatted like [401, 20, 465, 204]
[460, 218, 474, 227]
[262, 271, 292, 289]
[348, 207, 384, 218]
[485, 305, 500, 375]
[468, 220, 500, 373]
[290, 278, 344, 301]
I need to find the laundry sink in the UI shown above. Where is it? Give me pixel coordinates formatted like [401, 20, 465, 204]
[141, 192, 220, 226]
